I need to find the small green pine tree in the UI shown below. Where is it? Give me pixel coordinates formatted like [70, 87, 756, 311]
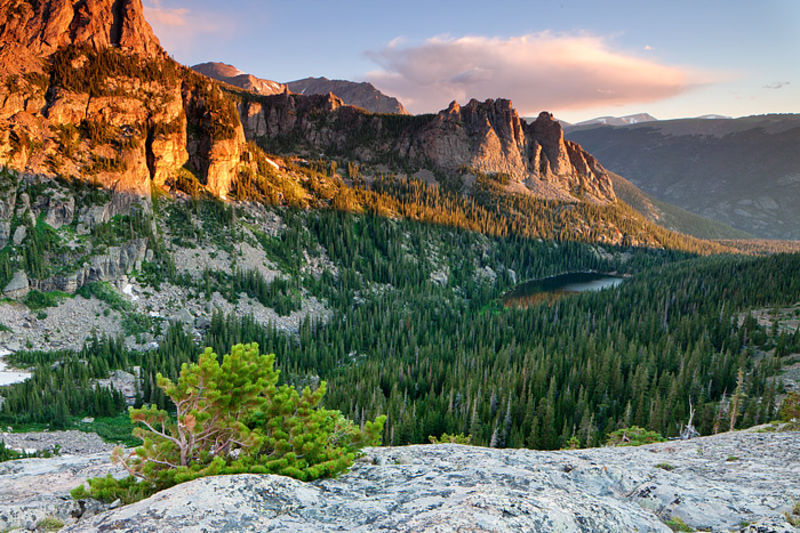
[74, 343, 385, 503]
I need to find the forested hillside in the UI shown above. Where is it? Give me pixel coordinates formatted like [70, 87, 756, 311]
[0, 0, 798, 460]
[2, 191, 798, 449]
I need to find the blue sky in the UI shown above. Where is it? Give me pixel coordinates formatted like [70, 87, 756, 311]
[144, 0, 799, 122]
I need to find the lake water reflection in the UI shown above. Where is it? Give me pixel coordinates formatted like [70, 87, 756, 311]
[503, 272, 624, 308]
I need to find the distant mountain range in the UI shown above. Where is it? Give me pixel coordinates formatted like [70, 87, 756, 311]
[286, 77, 408, 115]
[567, 114, 800, 239]
[192, 62, 289, 95]
[191, 62, 407, 115]
[570, 113, 658, 127]
[554, 113, 733, 129]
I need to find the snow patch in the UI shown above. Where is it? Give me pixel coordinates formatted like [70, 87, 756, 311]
[122, 283, 138, 301]
[0, 351, 31, 386]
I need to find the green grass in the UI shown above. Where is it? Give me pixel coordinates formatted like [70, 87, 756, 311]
[665, 516, 695, 532]
[6, 415, 140, 447]
[655, 462, 675, 471]
[76, 414, 141, 447]
[35, 516, 64, 532]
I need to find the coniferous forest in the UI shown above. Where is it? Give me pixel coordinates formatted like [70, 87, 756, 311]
[2, 197, 799, 451]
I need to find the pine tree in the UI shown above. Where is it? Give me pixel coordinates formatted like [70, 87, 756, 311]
[729, 369, 745, 431]
[76, 344, 385, 503]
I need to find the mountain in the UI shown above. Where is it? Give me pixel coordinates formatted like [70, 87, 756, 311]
[286, 77, 408, 115]
[191, 62, 288, 95]
[696, 114, 732, 120]
[0, 0, 163, 76]
[609, 172, 753, 239]
[190, 63, 409, 115]
[0, 0, 615, 211]
[566, 114, 800, 239]
[0, 0, 258, 209]
[571, 113, 658, 127]
[238, 95, 616, 204]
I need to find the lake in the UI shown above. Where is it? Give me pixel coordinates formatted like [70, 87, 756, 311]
[503, 272, 624, 308]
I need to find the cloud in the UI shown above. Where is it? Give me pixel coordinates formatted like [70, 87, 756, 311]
[143, 1, 234, 59]
[763, 81, 790, 89]
[644, 45, 654, 51]
[143, 1, 189, 27]
[366, 33, 710, 115]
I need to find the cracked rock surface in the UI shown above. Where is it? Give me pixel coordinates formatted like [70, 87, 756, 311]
[0, 430, 780, 532]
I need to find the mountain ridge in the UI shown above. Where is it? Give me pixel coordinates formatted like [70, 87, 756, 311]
[286, 76, 409, 115]
[567, 114, 800, 239]
[0, 0, 618, 210]
[192, 61, 289, 96]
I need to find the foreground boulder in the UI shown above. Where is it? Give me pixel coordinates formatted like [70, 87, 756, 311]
[0, 452, 122, 531]
[1, 430, 798, 532]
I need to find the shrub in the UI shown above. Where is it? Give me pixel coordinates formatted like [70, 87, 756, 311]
[76, 282, 132, 313]
[429, 433, 472, 445]
[72, 343, 385, 504]
[35, 516, 64, 532]
[655, 462, 675, 471]
[786, 501, 800, 527]
[779, 392, 800, 422]
[665, 516, 694, 532]
[606, 426, 666, 447]
[23, 290, 68, 310]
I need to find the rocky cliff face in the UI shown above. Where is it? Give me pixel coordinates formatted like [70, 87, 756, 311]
[192, 64, 409, 115]
[0, 0, 163, 75]
[239, 95, 616, 203]
[2, 431, 799, 532]
[0, 0, 250, 203]
[287, 76, 409, 115]
[0, 0, 615, 207]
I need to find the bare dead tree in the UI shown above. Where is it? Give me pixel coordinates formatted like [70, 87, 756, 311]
[680, 399, 699, 440]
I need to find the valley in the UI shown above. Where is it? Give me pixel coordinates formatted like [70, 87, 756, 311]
[567, 115, 800, 240]
[0, 0, 798, 531]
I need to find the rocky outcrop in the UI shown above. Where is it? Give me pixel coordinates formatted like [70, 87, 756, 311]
[2, 430, 797, 532]
[31, 238, 148, 294]
[192, 62, 289, 96]
[287, 76, 409, 115]
[0, 0, 251, 203]
[92, 368, 140, 405]
[240, 95, 616, 203]
[2, 270, 29, 299]
[0, 452, 122, 531]
[0, 0, 163, 76]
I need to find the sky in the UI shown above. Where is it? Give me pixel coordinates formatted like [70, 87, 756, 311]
[143, 0, 800, 122]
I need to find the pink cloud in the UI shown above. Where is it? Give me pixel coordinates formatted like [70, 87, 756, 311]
[366, 33, 711, 115]
[143, 1, 189, 27]
[143, 1, 234, 58]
